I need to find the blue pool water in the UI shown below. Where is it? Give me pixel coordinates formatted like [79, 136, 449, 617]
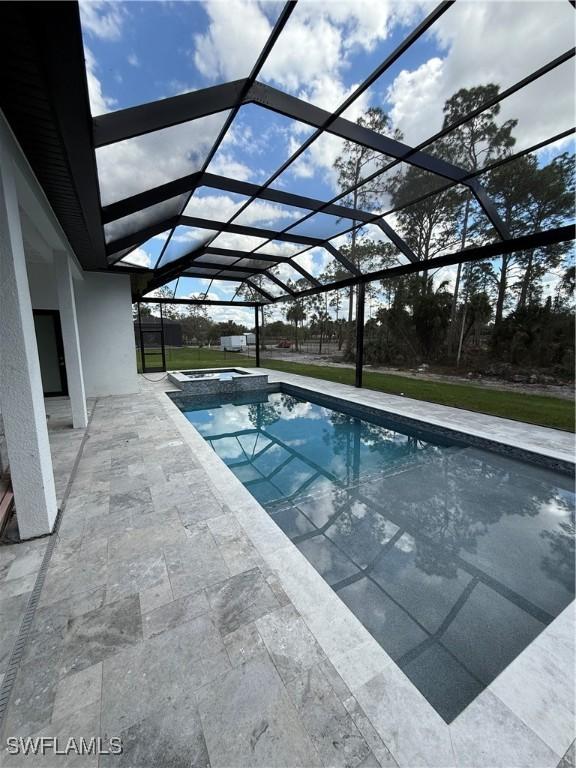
[178, 389, 575, 722]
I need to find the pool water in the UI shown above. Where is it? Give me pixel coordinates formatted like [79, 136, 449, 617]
[179, 390, 575, 722]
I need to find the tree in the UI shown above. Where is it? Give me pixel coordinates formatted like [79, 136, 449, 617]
[333, 107, 401, 333]
[481, 152, 574, 341]
[434, 85, 517, 354]
[213, 320, 248, 340]
[308, 292, 331, 353]
[513, 153, 575, 312]
[180, 302, 211, 345]
[153, 285, 182, 319]
[236, 277, 270, 350]
[387, 170, 462, 292]
[285, 300, 307, 351]
[557, 265, 575, 303]
[133, 303, 152, 320]
[480, 157, 531, 328]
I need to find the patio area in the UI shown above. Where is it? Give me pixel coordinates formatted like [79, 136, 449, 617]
[0, 374, 573, 768]
[0, 1, 574, 765]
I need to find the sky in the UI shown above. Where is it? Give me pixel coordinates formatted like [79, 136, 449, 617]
[80, 0, 575, 324]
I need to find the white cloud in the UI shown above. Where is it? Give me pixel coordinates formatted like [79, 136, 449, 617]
[84, 47, 117, 116]
[271, 261, 307, 285]
[184, 193, 244, 221]
[184, 194, 299, 230]
[95, 111, 230, 204]
[193, 0, 418, 190]
[288, 128, 370, 192]
[79, 1, 125, 41]
[293, 247, 331, 277]
[127, 52, 139, 67]
[194, 0, 271, 81]
[276, 400, 320, 421]
[206, 152, 254, 181]
[387, 57, 444, 142]
[85, 43, 231, 203]
[255, 241, 304, 258]
[259, 0, 418, 110]
[235, 201, 301, 228]
[171, 228, 216, 245]
[121, 247, 151, 268]
[386, 1, 575, 152]
[202, 298, 256, 327]
[210, 232, 268, 251]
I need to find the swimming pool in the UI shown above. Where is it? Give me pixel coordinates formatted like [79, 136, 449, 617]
[177, 388, 575, 722]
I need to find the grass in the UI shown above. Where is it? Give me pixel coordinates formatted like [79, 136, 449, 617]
[137, 346, 254, 372]
[138, 347, 575, 432]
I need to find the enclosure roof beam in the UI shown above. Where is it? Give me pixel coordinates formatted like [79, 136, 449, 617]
[137, 296, 261, 307]
[101, 172, 203, 224]
[247, 80, 510, 239]
[231, 281, 246, 303]
[106, 216, 180, 259]
[182, 264, 270, 276]
[323, 243, 361, 275]
[246, 279, 275, 301]
[100, 163, 381, 228]
[160, 246, 320, 290]
[106, 208, 325, 263]
[374, 222, 418, 263]
[266, 224, 576, 302]
[200, 173, 376, 222]
[205, 247, 291, 263]
[174, 3, 455, 272]
[154, 1, 298, 271]
[93, 80, 248, 148]
[98, 3, 451, 223]
[247, 82, 469, 184]
[287, 261, 321, 287]
[145, 247, 212, 294]
[179, 270, 258, 281]
[290, 48, 576, 245]
[265, 272, 294, 295]
[374, 127, 576, 228]
[179, 215, 324, 246]
[149, 244, 293, 291]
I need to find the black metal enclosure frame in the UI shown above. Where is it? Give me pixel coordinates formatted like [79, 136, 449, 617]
[0, 0, 574, 384]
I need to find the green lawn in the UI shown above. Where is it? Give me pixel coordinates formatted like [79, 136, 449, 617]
[139, 347, 575, 432]
[137, 346, 254, 372]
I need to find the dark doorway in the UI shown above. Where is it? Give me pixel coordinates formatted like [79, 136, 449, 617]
[137, 303, 166, 373]
[33, 310, 68, 396]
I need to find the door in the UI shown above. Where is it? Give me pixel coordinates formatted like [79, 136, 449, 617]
[136, 302, 167, 374]
[33, 310, 68, 396]
[140, 328, 166, 373]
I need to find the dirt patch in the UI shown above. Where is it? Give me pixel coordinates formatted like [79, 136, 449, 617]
[260, 350, 575, 401]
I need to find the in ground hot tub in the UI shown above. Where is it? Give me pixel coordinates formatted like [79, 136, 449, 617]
[167, 367, 269, 395]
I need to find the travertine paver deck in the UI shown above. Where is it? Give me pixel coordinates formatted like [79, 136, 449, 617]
[0, 389, 393, 767]
[0, 377, 573, 767]
[0, 399, 93, 693]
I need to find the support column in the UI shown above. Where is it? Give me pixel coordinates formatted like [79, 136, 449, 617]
[55, 250, 88, 428]
[0, 144, 58, 538]
[254, 305, 260, 367]
[354, 282, 365, 388]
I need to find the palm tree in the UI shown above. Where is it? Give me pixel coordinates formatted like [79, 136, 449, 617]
[286, 301, 307, 352]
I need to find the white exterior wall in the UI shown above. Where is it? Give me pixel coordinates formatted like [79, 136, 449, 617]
[26, 261, 58, 309]
[27, 263, 139, 397]
[55, 251, 88, 427]
[75, 272, 138, 397]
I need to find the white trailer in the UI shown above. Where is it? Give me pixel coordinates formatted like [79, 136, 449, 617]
[220, 335, 246, 352]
